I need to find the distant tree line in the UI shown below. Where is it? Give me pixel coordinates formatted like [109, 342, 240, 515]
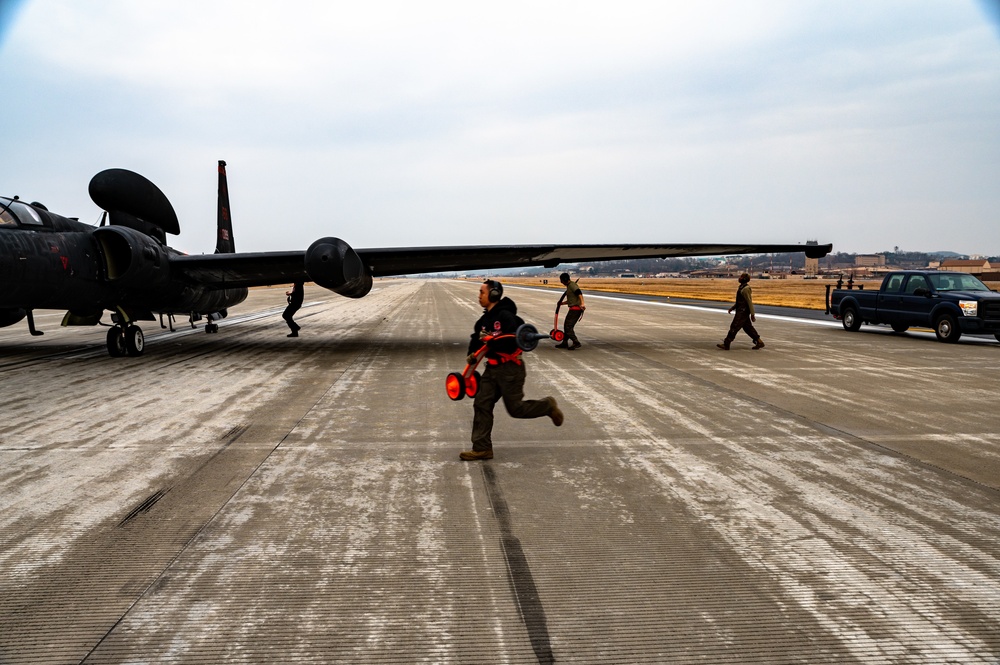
[574, 253, 807, 274]
[560, 250, 999, 275]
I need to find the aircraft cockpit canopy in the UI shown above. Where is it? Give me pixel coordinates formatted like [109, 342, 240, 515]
[0, 199, 45, 227]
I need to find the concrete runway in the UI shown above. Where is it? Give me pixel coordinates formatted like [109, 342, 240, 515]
[1, 280, 998, 664]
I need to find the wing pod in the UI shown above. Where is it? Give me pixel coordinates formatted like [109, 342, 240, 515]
[304, 237, 373, 298]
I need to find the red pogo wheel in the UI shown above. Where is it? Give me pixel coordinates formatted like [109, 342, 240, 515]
[551, 329, 565, 342]
[465, 370, 481, 398]
[446, 372, 466, 401]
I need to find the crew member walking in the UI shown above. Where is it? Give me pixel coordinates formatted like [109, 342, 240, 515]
[283, 280, 304, 337]
[554, 272, 586, 350]
[718, 273, 764, 350]
[460, 280, 564, 461]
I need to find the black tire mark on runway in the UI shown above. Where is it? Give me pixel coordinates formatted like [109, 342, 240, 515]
[118, 489, 169, 527]
[481, 464, 554, 664]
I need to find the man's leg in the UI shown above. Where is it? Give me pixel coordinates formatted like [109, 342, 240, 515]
[564, 309, 582, 349]
[718, 314, 744, 349]
[282, 307, 300, 333]
[742, 321, 762, 348]
[470, 369, 502, 452]
[496, 363, 555, 420]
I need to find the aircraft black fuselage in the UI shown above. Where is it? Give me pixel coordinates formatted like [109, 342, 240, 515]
[0, 208, 246, 322]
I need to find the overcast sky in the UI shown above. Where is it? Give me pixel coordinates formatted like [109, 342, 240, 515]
[1, 1, 998, 256]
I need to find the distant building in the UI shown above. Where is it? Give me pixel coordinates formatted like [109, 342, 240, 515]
[940, 259, 991, 274]
[805, 256, 819, 276]
[855, 255, 886, 267]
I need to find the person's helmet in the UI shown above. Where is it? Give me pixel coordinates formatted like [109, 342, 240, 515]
[739, 273, 750, 283]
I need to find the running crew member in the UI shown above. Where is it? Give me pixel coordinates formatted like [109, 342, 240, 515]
[460, 280, 564, 461]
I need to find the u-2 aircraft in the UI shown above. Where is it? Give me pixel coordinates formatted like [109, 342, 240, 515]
[1, 161, 832, 357]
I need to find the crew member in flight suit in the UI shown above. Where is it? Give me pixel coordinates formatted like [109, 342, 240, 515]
[460, 280, 564, 461]
[718, 273, 765, 350]
[283, 281, 304, 337]
[554, 272, 586, 350]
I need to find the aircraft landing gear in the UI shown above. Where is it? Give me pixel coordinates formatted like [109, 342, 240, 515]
[106, 325, 144, 357]
[205, 322, 219, 333]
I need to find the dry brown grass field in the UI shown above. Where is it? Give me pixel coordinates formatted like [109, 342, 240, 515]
[490, 277, 1000, 310]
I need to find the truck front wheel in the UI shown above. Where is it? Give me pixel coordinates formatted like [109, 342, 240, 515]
[934, 314, 962, 343]
[842, 307, 862, 332]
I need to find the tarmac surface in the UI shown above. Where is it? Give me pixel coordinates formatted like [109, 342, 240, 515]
[1, 279, 998, 664]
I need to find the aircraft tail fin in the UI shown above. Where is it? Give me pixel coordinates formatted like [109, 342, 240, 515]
[215, 160, 235, 254]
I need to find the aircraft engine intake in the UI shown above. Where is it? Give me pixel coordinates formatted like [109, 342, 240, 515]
[305, 237, 373, 298]
[93, 226, 170, 290]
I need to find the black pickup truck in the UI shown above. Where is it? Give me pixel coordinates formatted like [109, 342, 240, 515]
[829, 270, 1000, 343]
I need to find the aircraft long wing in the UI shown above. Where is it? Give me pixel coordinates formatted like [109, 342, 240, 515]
[169, 242, 832, 289]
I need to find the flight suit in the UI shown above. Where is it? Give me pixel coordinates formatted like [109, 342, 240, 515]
[562, 281, 584, 348]
[283, 281, 304, 334]
[723, 283, 761, 347]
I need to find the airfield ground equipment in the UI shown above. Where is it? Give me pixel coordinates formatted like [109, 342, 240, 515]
[550, 295, 567, 343]
[445, 324, 549, 401]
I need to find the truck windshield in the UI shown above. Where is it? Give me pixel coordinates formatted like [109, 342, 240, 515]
[928, 273, 990, 292]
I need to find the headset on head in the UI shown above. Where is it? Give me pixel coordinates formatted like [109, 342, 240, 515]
[484, 279, 503, 303]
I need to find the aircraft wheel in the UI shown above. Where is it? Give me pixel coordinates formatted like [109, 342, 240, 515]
[125, 325, 145, 356]
[842, 307, 862, 332]
[890, 323, 909, 333]
[934, 314, 961, 343]
[205, 323, 219, 334]
[446, 372, 466, 401]
[106, 326, 126, 357]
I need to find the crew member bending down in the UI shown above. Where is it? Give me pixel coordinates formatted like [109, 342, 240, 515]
[460, 280, 564, 461]
[718, 273, 764, 350]
[283, 281, 304, 337]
